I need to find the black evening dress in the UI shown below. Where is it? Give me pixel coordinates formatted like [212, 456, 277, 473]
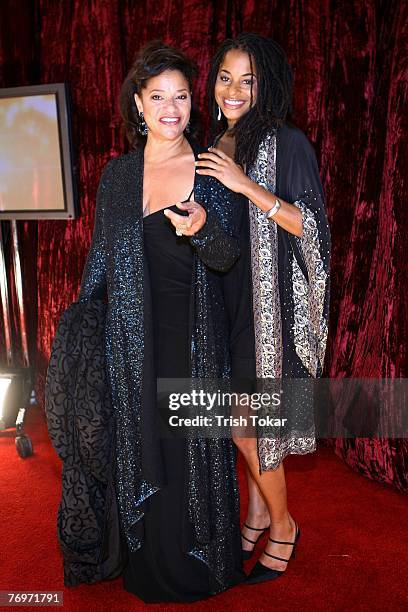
[46, 142, 247, 591]
[222, 195, 256, 388]
[123, 203, 212, 603]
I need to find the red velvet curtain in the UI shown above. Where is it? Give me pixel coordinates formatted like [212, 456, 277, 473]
[0, 1, 406, 491]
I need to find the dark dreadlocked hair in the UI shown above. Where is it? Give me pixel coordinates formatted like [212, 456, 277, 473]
[207, 33, 293, 170]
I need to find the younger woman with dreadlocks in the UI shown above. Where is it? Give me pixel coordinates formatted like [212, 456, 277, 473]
[196, 33, 331, 585]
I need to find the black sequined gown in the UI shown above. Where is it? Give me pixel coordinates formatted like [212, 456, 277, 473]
[122, 204, 222, 602]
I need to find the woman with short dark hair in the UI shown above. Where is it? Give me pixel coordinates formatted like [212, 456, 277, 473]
[197, 32, 331, 585]
[78, 41, 245, 601]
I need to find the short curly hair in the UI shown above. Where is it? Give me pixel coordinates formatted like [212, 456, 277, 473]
[119, 40, 199, 149]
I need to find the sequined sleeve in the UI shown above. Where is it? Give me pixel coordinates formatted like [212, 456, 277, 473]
[280, 130, 331, 376]
[190, 177, 241, 273]
[78, 159, 116, 302]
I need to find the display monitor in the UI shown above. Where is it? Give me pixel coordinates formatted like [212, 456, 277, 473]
[0, 83, 78, 220]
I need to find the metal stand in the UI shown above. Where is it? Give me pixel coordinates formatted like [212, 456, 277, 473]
[0, 220, 35, 457]
[0, 222, 13, 365]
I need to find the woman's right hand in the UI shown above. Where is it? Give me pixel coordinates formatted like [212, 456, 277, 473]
[164, 201, 207, 236]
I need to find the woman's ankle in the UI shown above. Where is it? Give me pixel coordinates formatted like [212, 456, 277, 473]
[245, 509, 270, 526]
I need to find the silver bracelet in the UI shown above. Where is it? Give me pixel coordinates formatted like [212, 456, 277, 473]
[264, 197, 281, 220]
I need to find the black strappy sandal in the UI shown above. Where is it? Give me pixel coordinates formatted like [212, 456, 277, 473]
[241, 522, 270, 561]
[246, 522, 301, 584]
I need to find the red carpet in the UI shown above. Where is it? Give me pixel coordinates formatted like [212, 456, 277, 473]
[0, 404, 406, 611]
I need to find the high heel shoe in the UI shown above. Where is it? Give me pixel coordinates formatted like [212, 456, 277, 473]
[246, 522, 300, 584]
[241, 523, 270, 561]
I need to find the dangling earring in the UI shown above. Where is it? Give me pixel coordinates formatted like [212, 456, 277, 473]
[217, 105, 222, 121]
[185, 120, 191, 133]
[138, 111, 148, 135]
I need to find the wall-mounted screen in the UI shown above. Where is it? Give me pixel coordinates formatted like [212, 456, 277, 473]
[0, 83, 78, 220]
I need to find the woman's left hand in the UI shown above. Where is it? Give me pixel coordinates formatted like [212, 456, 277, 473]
[164, 201, 207, 236]
[195, 147, 249, 194]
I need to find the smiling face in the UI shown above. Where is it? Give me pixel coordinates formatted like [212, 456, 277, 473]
[134, 69, 191, 140]
[214, 48, 258, 126]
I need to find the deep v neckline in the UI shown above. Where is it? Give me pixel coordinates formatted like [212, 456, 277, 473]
[142, 142, 198, 219]
[142, 197, 194, 223]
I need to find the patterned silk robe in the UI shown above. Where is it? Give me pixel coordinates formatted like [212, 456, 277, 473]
[247, 124, 331, 471]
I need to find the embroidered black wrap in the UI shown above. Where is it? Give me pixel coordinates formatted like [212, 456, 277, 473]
[45, 299, 125, 586]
